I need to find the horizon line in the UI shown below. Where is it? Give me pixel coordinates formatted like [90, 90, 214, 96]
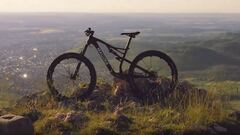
[0, 11, 240, 14]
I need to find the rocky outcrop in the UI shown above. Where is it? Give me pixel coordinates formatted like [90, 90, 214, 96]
[41, 111, 89, 134]
[184, 124, 228, 135]
[113, 76, 208, 105]
[107, 107, 133, 131]
[112, 78, 132, 98]
[52, 111, 88, 124]
[22, 109, 42, 123]
[0, 114, 34, 135]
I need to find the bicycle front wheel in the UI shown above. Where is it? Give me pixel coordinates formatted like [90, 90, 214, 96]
[129, 50, 178, 101]
[47, 53, 96, 101]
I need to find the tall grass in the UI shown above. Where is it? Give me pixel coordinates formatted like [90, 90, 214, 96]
[5, 81, 230, 135]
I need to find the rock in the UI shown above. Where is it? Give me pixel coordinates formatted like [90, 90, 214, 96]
[229, 111, 240, 120]
[95, 128, 119, 135]
[184, 125, 217, 135]
[43, 118, 68, 133]
[86, 100, 105, 112]
[112, 70, 137, 99]
[44, 111, 86, 133]
[23, 109, 42, 123]
[71, 88, 89, 99]
[52, 111, 88, 124]
[113, 78, 132, 97]
[50, 111, 88, 130]
[89, 89, 104, 101]
[0, 114, 34, 135]
[64, 111, 88, 123]
[97, 83, 112, 95]
[54, 113, 67, 121]
[211, 124, 227, 133]
[111, 113, 132, 131]
[89, 83, 112, 101]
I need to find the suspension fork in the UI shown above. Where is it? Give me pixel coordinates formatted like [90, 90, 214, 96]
[71, 45, 88, 79]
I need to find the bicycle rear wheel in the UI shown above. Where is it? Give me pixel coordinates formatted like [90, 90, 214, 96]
[129, 50, 178, 101]
[47, 53, 96, 101]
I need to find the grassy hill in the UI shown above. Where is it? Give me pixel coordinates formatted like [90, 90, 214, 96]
[172, 46, 239, 71]
[3, 80, 239, 135]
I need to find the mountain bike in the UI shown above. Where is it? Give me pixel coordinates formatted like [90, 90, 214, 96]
[47, 28, 178, 101]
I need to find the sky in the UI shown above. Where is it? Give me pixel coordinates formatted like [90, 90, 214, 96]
[0, 0, 240, 13]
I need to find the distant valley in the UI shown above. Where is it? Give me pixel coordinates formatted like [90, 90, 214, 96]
[0, 13, 240, 98]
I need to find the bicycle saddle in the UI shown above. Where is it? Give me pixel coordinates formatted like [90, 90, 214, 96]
[121, 31, 140, 38]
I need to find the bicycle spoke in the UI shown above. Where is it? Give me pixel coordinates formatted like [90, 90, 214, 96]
[55, 70, 69, 78]
[149, 56, 153, 70]
[141, 58, 151, 70]
[49, 56, 93, 98]
[130, 52, 177, 99]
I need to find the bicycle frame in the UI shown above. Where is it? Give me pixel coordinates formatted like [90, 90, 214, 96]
[73, 35, 152, 80]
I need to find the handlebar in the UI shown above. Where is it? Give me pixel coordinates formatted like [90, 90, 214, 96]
[85, 28, 94, 36]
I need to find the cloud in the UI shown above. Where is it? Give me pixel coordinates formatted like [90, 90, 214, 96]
[30, 28, 64, 34]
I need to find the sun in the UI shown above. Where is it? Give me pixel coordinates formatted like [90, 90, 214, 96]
[22, 73, 28, 79]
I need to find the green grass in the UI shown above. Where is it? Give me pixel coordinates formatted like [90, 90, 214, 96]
[192, 80, 240, 112]
[230, 100, 240, 111]
[0, 91, 20, 108]
[1, 80, 238, 134]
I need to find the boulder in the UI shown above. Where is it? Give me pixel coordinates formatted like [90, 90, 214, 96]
[0, 114, 34, 135]
[229, 111, 240, 120]
[211, 124, 227, 133]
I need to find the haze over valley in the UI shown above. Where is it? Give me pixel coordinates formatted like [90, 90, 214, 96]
[0, 13, 240, 98]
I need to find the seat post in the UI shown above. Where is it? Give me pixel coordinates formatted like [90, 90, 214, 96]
[119, 37, 132, 73]
[121, 37, 132, 60]
[125, 37, 132, 50]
